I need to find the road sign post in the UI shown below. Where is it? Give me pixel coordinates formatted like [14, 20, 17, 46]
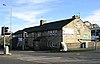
[1, 26, 11, 55]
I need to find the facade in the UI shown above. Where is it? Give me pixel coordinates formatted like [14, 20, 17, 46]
[91, 27, 100, 41]
[12, 15, 91, 51]
[84, 21, 99, 28]
[84, 21, 100, 41]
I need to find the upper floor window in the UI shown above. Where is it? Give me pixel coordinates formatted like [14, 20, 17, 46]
[18, 34, 22, 37]
[77, 30, 80, 35]
[37, 32, 41, 37]
[48, 30, 57, 36]
[31, 33, 35, 37]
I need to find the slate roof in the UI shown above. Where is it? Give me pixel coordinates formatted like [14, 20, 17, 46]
[13, 30, 23, 35]
[91, 27, 100, 30]
[13, 18, 75, 34]
[25, 18, 74, 32]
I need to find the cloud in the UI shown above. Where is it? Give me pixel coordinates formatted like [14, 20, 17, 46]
[11, 0, 53, 23]
[12, 21, 39, 32]
[0, 0, 57, 33]
[13, 12, 36, 22]
[83, 10, 100, 26]
[13, 10, 49, 23]
[12, 10, 49, 32]
[15, 0, 56, 4]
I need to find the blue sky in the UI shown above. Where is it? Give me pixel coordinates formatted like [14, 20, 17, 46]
[0, 0, 100, 34]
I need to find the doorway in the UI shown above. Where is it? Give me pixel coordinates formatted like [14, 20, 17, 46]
[80, 42, 86, 48]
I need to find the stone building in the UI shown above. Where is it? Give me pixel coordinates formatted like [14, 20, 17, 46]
[91, 27, 100, 41]
[84, 21, 100, 41]
[12, 15, 91, 51]
[84, 21, 99, 28]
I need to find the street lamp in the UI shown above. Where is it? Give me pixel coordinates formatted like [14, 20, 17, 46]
[94, 28, 97, 50]
[3, 4, 12, 33]
[9, 7, 13, 50]
[3, 4, 12, 55]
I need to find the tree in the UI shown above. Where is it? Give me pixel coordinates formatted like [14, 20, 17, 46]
[0, 36, 11, 44]
[0, 37, 3, 44]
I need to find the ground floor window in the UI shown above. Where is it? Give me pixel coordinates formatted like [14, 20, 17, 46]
[47, 42, 58, 47]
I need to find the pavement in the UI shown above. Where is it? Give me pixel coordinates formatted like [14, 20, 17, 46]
[0, 49, 100, 64]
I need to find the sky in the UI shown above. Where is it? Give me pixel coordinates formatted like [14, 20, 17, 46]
[0, 0, 100, 34]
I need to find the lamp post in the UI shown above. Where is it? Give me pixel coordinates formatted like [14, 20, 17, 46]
[3, 4, 12, 55]
[94, 28, 97, 50]
[9, 7, 12, 50]
[3, 26, 6, 49]
[10, 8, 12, 33]
[3, 4, 12, 34]
[3, 4, 6, 54]
[4, 4, 12, 50]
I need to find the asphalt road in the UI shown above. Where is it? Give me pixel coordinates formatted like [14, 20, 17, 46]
[0, 50, 100, 64]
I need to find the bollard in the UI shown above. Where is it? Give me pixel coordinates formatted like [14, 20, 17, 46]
[4, 46, 11, 55]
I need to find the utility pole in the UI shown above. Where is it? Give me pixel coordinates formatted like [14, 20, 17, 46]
[1, 26, 10, 55]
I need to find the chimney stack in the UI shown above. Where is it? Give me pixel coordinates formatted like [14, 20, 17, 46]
[40, 19, 46, 26]
[72, 15, 80, 19]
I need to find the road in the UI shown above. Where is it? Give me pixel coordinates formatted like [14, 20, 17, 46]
[0, 50, 100, 64]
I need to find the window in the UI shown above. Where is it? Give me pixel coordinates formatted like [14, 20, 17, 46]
[47, 42, 58, 47]
[31, 33, 34, 37]
[28, 33, 31, 37]
[52, 30, 57, 35]
[48, 30, 57, 36]
[37, 32, 41, 37]
[47, 42, 51, 47]
[18, 34, 22, 37]
[77, 30, 80, 35]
